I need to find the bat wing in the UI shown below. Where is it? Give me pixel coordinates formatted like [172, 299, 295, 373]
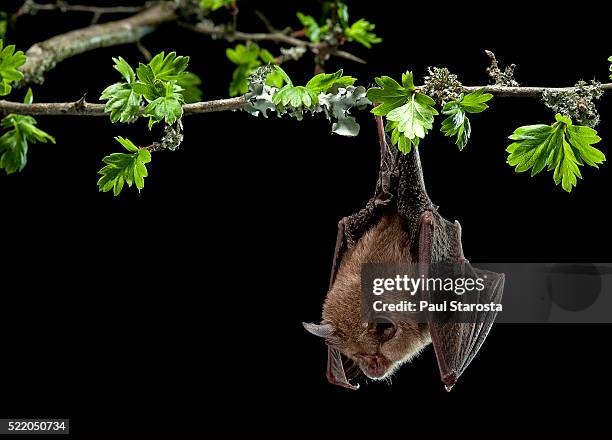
[321, 119, 398, 389]
[418, 211, 505, 391]
[322, 203, 385, 390]
[326, 346, 361, 390]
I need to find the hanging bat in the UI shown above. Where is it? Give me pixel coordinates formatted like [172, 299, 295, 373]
[303, 116, 505, 391]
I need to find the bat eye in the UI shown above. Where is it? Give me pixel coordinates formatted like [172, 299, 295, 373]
[377, 322, 396, 338]
[368, 321, 396, 339]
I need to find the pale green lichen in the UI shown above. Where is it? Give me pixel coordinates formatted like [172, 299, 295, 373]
[542, 80, 603, 127]
[421, 67, 463, 105]
[244, 66, 369, 136]
[279, 46, 307, 63]
[485, 50, 519, 87]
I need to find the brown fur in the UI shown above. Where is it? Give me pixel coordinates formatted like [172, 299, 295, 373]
[322, 213, 431, 380]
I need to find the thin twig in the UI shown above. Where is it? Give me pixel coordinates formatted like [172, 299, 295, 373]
[14, 0, 145, 19]
[136, 40, 152, 61]
[181, 22, 367, 64]
[253, 10, 277, 33]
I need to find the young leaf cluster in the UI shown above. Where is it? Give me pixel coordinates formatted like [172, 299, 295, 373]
[97, 137, 151, 196]
[0, 39, 26, 96]
[367, 72, 437, 153]
[100, 52, 202, 127]
[507, 114, 605, 192]
[367, 72, 494, 154]
[272, 68, 356, 114]
[296, 2, 381, 48]
[0, 89, 55, 174]
[441, 89, 493, 150]
[244, 66, 368, 135]
[226, 43, 286, 96]
[343, 19, 382, 49]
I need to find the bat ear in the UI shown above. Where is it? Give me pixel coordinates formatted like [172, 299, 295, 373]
[302, 322, 335, 338]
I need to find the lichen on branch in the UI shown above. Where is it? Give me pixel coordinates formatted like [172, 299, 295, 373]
[542, 80, 603, 127]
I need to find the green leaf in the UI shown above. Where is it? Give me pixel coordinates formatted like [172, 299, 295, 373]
[226, 43, 261, 96]
[229, 64, 256, 96]
[200, 0, 234, 11]
[367, 72, 436, 153]
[506, 113, 605, 192]
[306, 69, 356, 94]
[457, 88, 493, 113]
[0, 12, 10, 40]
[566, 124, 605, 167]
[226, 44, 289, 96]
[226, 43, 260, 65]
[386, 92, 438, 147]
[440, 89, 493, 150]
[136, 63, 157, 88]
[0, 90, 55, 174]
[265, 69, 284, 88]
[256, 50, 287, 89]
[147, 51, 189, 81]
[115, 135, 139, 153]
[296, 12, 322, 42]
[386, 120, 414, 154]
[259, 48, 276, 64]
[101, 53, 198, 122]
[266, 64, 293, 89]
[176, 71, 202, 103]
[0, 39, 26, 96]
[112, 56, 135, 83]
[137, 53, 198, 102]
[336, 2, 349, 28]
[100, 58, 144, 123]
[24, 87, 33, 105]
[441, 102, 471, 151]
[130, 78, 158, 102]
[272, 85, 319, 109]
[366, 75, 411, 116]
[143, 82, 184, 127]
[97, 137, 152, 196]
[100, 83, 142, 123]
[344, 18, 381, 48]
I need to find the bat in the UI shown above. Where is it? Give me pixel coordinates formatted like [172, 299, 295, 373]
[304, 116, 505, 391]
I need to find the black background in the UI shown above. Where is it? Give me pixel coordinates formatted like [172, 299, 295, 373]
[1, 0, 611, 436]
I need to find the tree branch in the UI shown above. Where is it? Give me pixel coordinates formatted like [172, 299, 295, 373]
[1, 83, 610, 118]
[18, 2, 177, 85]
[0, 96, 247, 117]
[463, 83, 612, 97]
[180, 22, 367, 65]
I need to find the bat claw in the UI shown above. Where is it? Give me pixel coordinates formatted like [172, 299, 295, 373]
[442, 372, 458, 392]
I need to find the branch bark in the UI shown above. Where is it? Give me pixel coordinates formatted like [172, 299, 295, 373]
[18, 2, 177, 85]
[463, 83, 612, 97]
[1, 84, 610, 118]
[0, 96, 247, 117]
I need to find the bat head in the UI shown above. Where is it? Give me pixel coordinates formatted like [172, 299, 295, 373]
[304, 319, 430, 382]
